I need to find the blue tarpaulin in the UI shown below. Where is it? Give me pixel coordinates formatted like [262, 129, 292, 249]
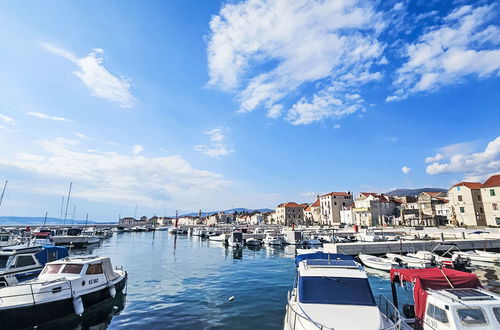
[298, 276, 376, 306]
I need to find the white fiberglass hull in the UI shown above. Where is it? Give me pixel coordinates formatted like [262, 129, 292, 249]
[51, 235, 100, 246]
[359, 254, 395, 271]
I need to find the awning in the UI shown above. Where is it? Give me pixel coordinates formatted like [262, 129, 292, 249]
[390, 268, 482, 322]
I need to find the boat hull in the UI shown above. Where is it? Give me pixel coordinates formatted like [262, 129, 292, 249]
[0, 273, 127, 329]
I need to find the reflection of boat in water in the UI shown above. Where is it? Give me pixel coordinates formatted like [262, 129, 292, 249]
[31, 291, 126, 330]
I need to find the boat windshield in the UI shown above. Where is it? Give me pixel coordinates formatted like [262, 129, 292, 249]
[41, 264, 63, 275]
[0, 256, 11, 269]
[61, 264, 83, 274]
[299, 276, 376, 306]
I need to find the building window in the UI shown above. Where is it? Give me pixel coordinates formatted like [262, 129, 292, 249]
[334, 202, 337, 205]
[493, 203, 498, 211]
[490, 189, 496, 197]
[460, 207, 465, 213]
[477, 195, 482, 202]
[480, 207, 484, 214]
[457, 186, 461, 191]
[458, 195, 463, 202]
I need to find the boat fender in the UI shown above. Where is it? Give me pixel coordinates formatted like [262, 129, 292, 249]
[228, 296, 235, 302]
[73, 296, 84, 316]
[108, 284, 116, 298]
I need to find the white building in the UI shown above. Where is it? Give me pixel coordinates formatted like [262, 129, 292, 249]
[481, 174, 500, 226]
[352, 193, 395, 226]
[448, 182, 486, 226]
[275, 202, 306, 226]
[319, 192, 353, 226]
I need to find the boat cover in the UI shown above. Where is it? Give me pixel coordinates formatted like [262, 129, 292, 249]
[295, 252, 353, 266]
[390, 268, 482, 322]
[102, 257, 121, 281]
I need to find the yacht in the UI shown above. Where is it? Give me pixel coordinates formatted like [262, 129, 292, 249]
[0, 244, 68, 287]
[284, 252, 398, 329]
[390, 268, 500, 330]
[0, 256, 127, 329]
[51, 228, 100, 247]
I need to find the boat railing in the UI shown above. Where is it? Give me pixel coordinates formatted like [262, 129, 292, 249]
[0, 278, 75, 306]
[285, 290, 334, 330]
[378, 294, 402, 330]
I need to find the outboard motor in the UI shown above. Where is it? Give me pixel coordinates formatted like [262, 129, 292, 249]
[394, 257, 404, 267]
[402, 304, 415, 319]
[452, 254, 470, 271]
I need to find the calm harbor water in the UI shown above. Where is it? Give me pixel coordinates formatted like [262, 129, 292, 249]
[35, 231, 500, 330]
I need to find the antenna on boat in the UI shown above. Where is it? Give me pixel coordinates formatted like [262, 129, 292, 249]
[63, 182, 72, 226]
[85, 213, 89, 229]
[0, 180, 8, 208]
[43, 211, 48, 228]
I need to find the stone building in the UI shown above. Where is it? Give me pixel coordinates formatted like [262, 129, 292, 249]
[319, 192, 353, 225]
[481, 174, 500, 226]
[448, 182, 486, 226]
[275, 202, 306, 226]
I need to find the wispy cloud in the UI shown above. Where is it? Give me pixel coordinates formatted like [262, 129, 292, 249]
[132, 144, 143, 155]
[387, 4, 500, 102]
[401, 166, 411, 174]
[27, 111, 69, 122]
[0, 137, 230, 208]
[41, 42, 135, 108]
[193, 126, 235, 158]
[425, 136, 500, 181]
[0, 114, 15, 125]
[207, 0, 385, 125]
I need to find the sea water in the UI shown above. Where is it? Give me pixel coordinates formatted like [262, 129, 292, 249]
[34, 231, 500, 330]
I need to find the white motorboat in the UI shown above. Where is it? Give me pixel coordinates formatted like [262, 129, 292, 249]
[296, 248, 323, 255]
[386, 253, 432, 269]
[209, 233, 228, 242]
[245, 238, 262, 246]
[0, 245, 68, 287]
[453, 250, 500, 263]
[263, 234, 284, 246]
[358, 254, 397, 271]
[168, 227, 178, 234]
[355, 230, 386, 242]
[284, 253, 398, 330]
[51, 235, 100, 247]
[0, 256, 127, 329]
[0, 232, 19, 247]
[283, 231, 303, 245]
[390, 268, 500, 330]
[155, 226, 169, 231]
[474, 250, 500, 261]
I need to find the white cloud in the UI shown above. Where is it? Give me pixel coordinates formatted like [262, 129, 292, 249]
[0, 137, 230, 208]
[27, 111, 69, 122]
[193, 126, 235, 158]
[401, 166, 411, 174]
[0, 114, 15, 125]
[74, 132, 88, 139]
[388, 4, 500, 101]
[425, 153, 443, 163]
[207, 0, 385, 125]
[42, 42, 135, 108]
[132, 144, 144, 155]
[333, 124, 341, 129]
[426, 136, 500, 180]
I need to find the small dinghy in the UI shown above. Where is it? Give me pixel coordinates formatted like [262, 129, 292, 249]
[0, 256, 127, 329]
[358, 254, 397, 271]
[454, 250, 500, 263]
[386, 253, 432, 269]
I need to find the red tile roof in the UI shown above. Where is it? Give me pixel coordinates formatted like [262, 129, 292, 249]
[360, 192, 390, 202]
[452, 182, 482, 190]
[278, 202, 301, 208]
[311, 199, 320, 207]
[482, 174, 500, 188]
[320, 192, 352, 197]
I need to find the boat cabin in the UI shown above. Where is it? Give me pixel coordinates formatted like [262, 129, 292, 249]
[390, 268, 499, 330]
[0, 245, 68, 287]
[0, 232, 16, 247]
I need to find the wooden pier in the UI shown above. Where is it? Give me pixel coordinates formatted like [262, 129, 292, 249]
[323, 238, 500, 256]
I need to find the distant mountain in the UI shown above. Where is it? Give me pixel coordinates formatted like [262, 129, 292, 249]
[386, 188, 448, 197]
[180, 208, 274, 217]
[0, 216, 113, 226]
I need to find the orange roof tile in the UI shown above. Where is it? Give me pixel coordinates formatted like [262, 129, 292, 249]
[311, 199, 320, 207]
[452, 182, 482, 190]
[320, 192, 352, 197]
[482, 174, 500, 188]
[278, 202, 301, 208]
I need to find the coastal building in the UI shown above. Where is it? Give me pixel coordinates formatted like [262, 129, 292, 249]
[339, 205, 354, 225]
[448, 182, 486, 226]
[416, 192, 449, 226]
[275, 202, 306, 226]
[319, 192, 353, 226]
[481, 174, 500, 226]
[352, 193, 395, 226]
[303, 199, 321, 225]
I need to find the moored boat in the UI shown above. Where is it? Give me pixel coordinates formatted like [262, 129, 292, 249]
[386, 253, 432, 269]
[453, 250, 500, 263]
[245, 238, 262, 246]
[358, 254, 397, 271]
[0, 256, 127, 329]
[284, 252, 399, 329]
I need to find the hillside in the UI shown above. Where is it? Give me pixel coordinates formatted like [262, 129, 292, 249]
[385, 188, 447, 196]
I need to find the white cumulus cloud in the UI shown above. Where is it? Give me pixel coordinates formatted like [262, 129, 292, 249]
[387, 4, 500, 102]
[401, 166, 411, 174]
[426, 136, 500, 180]
[207, 0, 385, 125]
[425, 153, 443, 163]
[132, 144, 144, 155]
[42, 42, 135, 108]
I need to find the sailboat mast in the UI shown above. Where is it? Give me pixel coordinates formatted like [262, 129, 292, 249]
[0, 180, 8, 208]
[63, 182, 72, 226]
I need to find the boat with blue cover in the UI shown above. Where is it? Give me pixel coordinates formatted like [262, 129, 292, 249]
[0, 244, 68, 287]
[284, 252, 400, 330]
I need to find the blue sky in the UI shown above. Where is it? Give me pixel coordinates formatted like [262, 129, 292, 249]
[0, 0, 499, 221]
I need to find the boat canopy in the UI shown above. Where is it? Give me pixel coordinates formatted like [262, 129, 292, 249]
[295, 252, 353, 266]
[390, 268, 482, 322]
